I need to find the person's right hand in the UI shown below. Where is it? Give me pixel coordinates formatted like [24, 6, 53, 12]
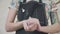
[22, 20, 28, 31]
[23, 17, 40, 32]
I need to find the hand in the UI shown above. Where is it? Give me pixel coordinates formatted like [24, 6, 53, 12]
[22, 20, 29, 31]
[23, 17, 40, 32]
[28, 17, 41, 32]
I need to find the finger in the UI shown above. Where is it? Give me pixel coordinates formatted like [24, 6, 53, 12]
[27, 22, 34, 26]
[23, 23, 28, 31]
[36, 23, 41, 31]
[28, 17, 32, 20]
[29, 17, 32, 19]
[29, 24, 37, 31]
[27, 19, 35, 26]
[24, 22, 32, 31]
[29, 23, 36, 29]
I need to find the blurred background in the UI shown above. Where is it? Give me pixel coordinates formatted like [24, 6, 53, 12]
[0, 0, 60, 34]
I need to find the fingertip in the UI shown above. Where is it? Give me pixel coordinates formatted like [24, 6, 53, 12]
[29, 17, 32, 19]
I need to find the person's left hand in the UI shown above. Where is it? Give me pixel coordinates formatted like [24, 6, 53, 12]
[23, 17, 40, 32]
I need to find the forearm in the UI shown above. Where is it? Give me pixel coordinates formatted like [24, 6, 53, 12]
[5, 21, 25, 32]
[38, 23, 60, 33]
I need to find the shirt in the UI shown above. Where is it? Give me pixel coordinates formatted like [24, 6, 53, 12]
[9, 0, 58, 11]
[8, 0, 60, 34]
[9, 0, 59, 24]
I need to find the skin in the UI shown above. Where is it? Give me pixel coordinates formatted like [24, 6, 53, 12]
[5, 7, 37, 32]
[38, 23, 60, 33]
[5, 0, 37, 32]
[25, 18, 60, 33]
[24, 0, 60, 33]
[5, 0, 40, 32]
[5, 7, 27, 32]
[23, 17, 38, 31]
[5, 0, 60, 33]
[21, 16, 60, 33]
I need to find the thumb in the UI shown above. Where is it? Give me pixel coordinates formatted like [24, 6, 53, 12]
[29, 17, 32, 19]
[28, 17, 32, 21]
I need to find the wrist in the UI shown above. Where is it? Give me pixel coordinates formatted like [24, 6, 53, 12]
[37, 24, 41, 31]
[22, 20, 28, 28]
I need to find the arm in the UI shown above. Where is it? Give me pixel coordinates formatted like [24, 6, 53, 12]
[39, 23, 60, 33]
[5, 0, 27, 32]
[5, 8, 26, 32]
[37, 1, 60, 33]
[38, 7, 60, 33]
[38, 23, 60, 33]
